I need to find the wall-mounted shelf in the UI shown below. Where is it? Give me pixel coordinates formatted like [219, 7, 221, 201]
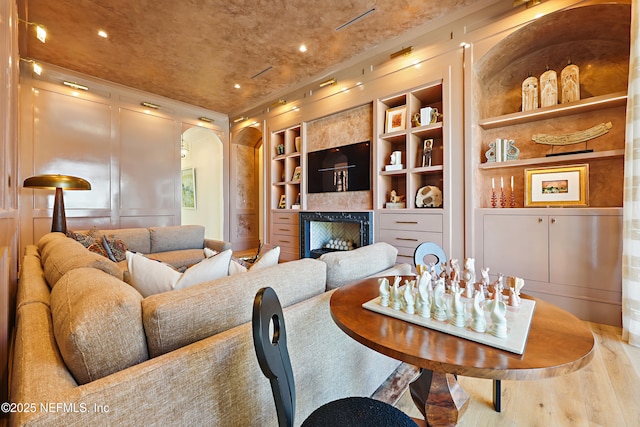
[478, 149, 624, 170]
[478, 92, 627, 130]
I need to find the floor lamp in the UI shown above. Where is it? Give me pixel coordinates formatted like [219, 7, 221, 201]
[23, 174, 92, 234]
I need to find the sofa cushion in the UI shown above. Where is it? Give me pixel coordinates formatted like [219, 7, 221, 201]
[127, 250, 232, 297]
[147, 248, 205, 271]
[142, 258, 327, 357]
[320, 242, 399, 290]
[50, 267, 148, 385]
[103, 228, 151, 254]
[251, 246, 280, 270]
[37, 233, 123, 288]
[149, 225, 204, 253]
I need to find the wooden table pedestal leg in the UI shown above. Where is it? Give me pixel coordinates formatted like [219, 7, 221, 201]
[409, 369, 470, 427]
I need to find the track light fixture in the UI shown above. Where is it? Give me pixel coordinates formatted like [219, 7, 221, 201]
[390, 46, 412, 59]
[63, 81, 88, 91]
[319, 78, 337, 88]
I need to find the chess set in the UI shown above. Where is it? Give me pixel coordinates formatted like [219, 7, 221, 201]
[362, 260, 536, 354]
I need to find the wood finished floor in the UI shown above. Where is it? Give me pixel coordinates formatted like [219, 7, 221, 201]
[394, 322, 640, 426]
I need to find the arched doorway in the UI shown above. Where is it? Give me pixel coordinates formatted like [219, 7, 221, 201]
[180, 126, 224, 240]
[230, 126, 263, 251]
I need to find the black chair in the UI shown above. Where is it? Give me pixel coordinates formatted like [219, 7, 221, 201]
[252, 286, 420, 427]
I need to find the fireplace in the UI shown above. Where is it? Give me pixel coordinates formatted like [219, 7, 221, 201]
[300, 211, 373, 259]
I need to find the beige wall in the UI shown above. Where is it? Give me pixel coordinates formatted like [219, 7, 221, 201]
[18, 64, 230, 250]
[1, 0, 20, 410]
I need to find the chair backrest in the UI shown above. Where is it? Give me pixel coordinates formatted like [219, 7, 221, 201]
[413, 242, 447, 275]
[252, 287, 296, 427]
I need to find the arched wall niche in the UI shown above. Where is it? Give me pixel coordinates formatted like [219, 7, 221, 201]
[475, 3, 631, 119]
[230, 126, 264, 251]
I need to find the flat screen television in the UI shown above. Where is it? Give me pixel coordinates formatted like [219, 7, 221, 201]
[307, 141, 371, 193]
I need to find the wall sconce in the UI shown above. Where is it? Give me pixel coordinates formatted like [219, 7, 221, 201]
[390, 46, 412, 59]
[141, 101, 160, 109]
[319, 78, 337, 88]
[180, 136, 190, 158]
[198, 116, 214, 123]
[23, 174, 91, 234]
[63, 81, 88, 91]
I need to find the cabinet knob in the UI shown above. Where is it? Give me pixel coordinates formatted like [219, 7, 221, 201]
[551, 218, 556, 224]
[538, 218, 543, 223]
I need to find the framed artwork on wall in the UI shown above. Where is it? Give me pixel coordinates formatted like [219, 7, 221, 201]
[292, 166, 302, 182]
[525, 164, 588, 207]
[385, 106, 406, 133]
[181, 168, 196, 209]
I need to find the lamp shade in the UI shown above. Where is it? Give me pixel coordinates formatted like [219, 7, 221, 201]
[23, 174, 91, 190]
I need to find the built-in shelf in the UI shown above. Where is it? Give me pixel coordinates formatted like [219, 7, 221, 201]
[478, 92, 627, 130]
[478, 149, 624, 170]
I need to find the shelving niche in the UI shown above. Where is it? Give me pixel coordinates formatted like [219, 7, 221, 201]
[471, 2, 630, 326]
[376, 80, 445, 210]
[269, 125, 302, 210]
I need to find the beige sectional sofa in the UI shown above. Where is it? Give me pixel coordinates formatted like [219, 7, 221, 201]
[10, 226, 411, 426]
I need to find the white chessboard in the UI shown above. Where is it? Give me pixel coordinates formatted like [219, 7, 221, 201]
[362, 294, 536, 354]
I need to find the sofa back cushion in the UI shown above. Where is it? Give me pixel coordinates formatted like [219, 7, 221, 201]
[320, 242, 399, 290]
[103, 228, 151, 253]
[149, 225, 204, 253]
[142, 258, 327, 357]
[50, 267, 148, 384]
[38, 233, 123, 288]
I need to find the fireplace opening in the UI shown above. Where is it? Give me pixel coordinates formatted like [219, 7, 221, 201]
[300, 211, 373, 259]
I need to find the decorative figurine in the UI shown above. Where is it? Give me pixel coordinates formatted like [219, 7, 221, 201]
[540, 67, 558, 107]
[378, 278, 390, 307]
[522, 74, 538, 111]
[480, 267, 490, 299]
[470, 291, 487, 333]
[561, 60, 580, 104]
[485, 139, 519, 163]
[508, 276, 525, 307]
[415, 185, 442, 208]
[421, 139, 433, 167]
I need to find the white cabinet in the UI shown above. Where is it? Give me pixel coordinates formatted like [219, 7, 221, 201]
[480, 209, 622, 325]
[378, 211, 443, 266]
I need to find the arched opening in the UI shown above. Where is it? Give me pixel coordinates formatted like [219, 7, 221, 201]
[180, 126, 224, 239]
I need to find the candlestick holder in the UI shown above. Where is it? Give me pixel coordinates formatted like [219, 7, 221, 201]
[500, 188, 507, 208]
[491, 189, 497, 208]
[510, 188, 516, 208]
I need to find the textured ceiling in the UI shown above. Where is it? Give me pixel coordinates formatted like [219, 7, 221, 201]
[18, 0, 486, 116]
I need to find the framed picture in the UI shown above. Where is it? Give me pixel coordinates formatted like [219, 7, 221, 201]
[278, 194, 287, 209]
[525, 164, 588, 207]
[292, 166, 302, 182]
[385, 106, 406, 133]
[181, 168, 196, 209]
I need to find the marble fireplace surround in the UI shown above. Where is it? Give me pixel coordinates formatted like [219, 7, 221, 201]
[300, 211, 373, 259]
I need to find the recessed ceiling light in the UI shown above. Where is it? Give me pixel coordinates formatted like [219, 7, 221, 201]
[234, 83, 241, 89]
[98, 30, 108, 38]
[299, 44, 307, 53]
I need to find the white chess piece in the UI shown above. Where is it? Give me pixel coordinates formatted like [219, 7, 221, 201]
[463, 258, 476, 298]
[471, 291, 487, 333]
[450, 288, 466, 328]
[378, 277, 390, 307]
[391, 276, 402, 311]
[488, 296, 508, 338]
[417, 273, 432, 318]
[432, 278, 447, 321]
[403, 280, 416, 314]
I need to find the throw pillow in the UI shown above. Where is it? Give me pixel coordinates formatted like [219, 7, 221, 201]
[204, 247, 249, 275]
[126, 249, 232, 297]
[66, 229, 95, 248]
[251, 246, 280, 270]
[87, 240, 110, 259]
[102, 235, 128, 262]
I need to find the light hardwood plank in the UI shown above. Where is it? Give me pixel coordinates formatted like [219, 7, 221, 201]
[394, 322, 640, 426]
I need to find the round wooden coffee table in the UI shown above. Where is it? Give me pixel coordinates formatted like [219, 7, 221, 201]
[330, 277, 595, 426]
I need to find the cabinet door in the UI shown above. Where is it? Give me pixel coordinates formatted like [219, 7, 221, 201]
[548, 215, 622, 289]
[483, 215, 549, 282]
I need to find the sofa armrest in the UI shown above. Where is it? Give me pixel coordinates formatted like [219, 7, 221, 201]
[204, 238, 232, 252]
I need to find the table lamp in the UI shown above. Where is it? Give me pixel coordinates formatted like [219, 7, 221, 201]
[23, 174, 91, 234]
